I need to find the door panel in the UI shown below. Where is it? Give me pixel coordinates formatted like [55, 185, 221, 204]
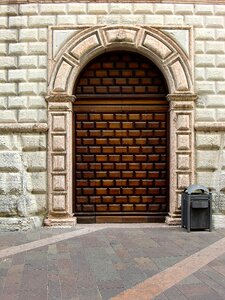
[74, 104, 169, 223]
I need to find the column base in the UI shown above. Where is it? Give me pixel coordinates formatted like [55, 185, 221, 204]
[44, 214, 77, 227]
[165, 211, 181, 226]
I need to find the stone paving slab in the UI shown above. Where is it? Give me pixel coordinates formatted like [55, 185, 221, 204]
[0, 225, 224, 299]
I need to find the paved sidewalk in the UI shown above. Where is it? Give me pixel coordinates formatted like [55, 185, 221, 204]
[0, 224, 225, 300]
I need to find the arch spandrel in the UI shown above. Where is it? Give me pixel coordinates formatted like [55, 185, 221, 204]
[48, 25, 193, 95]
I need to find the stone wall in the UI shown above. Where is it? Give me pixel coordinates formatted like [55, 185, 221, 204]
[1, 1, 225, 228]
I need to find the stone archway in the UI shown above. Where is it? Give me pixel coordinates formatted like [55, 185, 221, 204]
[45, 25, 197, 226]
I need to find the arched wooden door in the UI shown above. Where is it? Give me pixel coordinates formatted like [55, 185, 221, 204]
[73, 51, 169, 223]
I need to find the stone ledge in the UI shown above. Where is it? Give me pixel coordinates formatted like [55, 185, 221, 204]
[195, 122, 225, 131]
[44, 216, 77, 227]
[0, 123, 48, 133]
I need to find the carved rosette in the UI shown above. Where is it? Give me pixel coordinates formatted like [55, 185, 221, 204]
[45, 94, 76, 226]
[166, 94, 197, 225]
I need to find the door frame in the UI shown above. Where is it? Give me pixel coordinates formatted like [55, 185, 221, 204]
[45, 25, 197, 226]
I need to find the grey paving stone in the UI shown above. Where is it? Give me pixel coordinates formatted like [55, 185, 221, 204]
[195, 270, 225, 299]
[164, 286, 188, 300]
[98, 287, 124, 300]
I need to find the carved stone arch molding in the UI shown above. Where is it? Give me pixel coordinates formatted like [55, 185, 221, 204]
[45, 25, 197, 226]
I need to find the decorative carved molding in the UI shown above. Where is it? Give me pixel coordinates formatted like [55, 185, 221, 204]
[49, 25, 193, 96]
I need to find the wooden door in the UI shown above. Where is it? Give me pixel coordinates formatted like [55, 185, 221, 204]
[74, 103, 168, 223]
[73, 51, 169, 223]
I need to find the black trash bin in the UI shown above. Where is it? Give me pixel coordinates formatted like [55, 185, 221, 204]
[181, 184, 212, 232]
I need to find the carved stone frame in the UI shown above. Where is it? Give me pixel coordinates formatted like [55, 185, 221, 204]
[45, 25, 197, 225]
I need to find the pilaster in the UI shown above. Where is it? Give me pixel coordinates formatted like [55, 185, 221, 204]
[44, 93, 76, 226]
[166, 94, 197, 225]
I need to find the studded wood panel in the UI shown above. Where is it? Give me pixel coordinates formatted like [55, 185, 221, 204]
[74, 105, 169, 223]
[74, 52, 167, 98]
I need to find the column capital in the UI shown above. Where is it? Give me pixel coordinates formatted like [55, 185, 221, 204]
[167, 94, 197, 110]
[45, 93, 76, 103]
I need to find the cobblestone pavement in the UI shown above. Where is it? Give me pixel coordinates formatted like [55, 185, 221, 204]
[0, 224, 225, 300]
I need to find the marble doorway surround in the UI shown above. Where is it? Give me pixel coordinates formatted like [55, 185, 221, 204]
[45, 25, 197, 226]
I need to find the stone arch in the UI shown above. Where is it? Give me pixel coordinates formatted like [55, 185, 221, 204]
[49, 25, 193, 95]
[46, 25, 197, 226]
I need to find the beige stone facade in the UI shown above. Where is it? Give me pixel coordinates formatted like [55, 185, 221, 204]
[0, 1, 225, 229]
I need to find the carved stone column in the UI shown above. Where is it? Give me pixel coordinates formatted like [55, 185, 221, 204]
[166, 94, 197, 225]
[44, 93, 76, 226]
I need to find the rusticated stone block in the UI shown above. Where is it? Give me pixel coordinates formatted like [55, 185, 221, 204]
[0, 152, 22, 172]
[18, 109, 38, 122]
[19, 56, 38, 68]
[196, 171, 216, 190]
[8, 43, 28, 55]
[8, 70, 27, 82]
[0, 30, 17, 42]
[174, 4, 194, 15]
[19, 82, 38, 96]
[23, 152, 46, 172]
[19, 4, 38, 15]
[39, 3, 66, 14]
[21, 134, 46, 151]
[28, 69, 47, 82]
[217, 109, 225, 121]
[0, 97, 7, 109]
[57, 15, 76, 25]
[4, 173, 23, 195]
[0, 195, 18, 215]
[88, 3, 109, 14]
[32, 194, 47, 214]
[29, 16, 55, 27]
[196, 133, 221, 149]
[0, 70, 6, 82]
[195, 5, 214, 15]
[0, 136, 12, 150]
[28, 172, 47, 194]
[0, 83, 17, 96]
[19, 29, 38, 42]
[8, 96, 28, 109]
[67, 3, 86, 14]
[0, 57, 16, 68]
[9, 16, 28, 28]
[195, 108, 216, 121]
[196, 150, 219, 170]
[222, 151, 225, 170]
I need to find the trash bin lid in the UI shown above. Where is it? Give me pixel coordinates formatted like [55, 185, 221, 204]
[185, 184, 209, 194]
